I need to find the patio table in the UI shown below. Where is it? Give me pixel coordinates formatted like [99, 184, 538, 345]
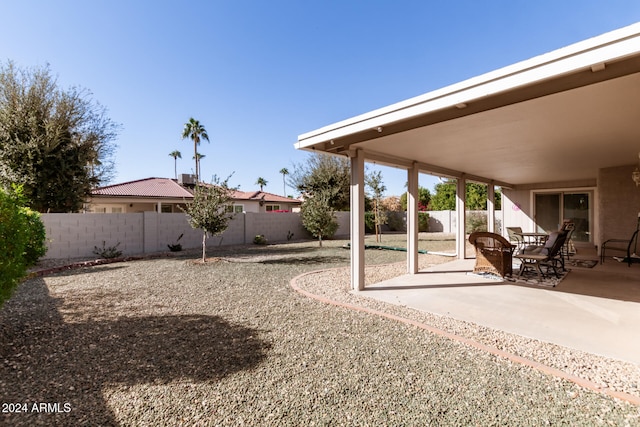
[515, 232, 548, 245]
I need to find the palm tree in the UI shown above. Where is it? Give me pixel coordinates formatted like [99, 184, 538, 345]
[181, 118, 210, 181]
[256, 177, 267, 192]
[193, 153, 205, 180]
[169, 150, 181, 179]
[279, 167, 289, 197]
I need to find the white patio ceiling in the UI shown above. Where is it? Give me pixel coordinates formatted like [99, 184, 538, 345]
[296, 23, 640, 189]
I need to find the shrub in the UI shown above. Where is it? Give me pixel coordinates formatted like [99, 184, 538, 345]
[253, 234, 267, 245]
[93, 241, 123, 259]
[364, 212, 376, 233]
[168, 233, 184, 252]
[21, 207, 47, 266]
[387, 211, 406, 232]
[418, 212, 430, 232]
[0, 189, 28, 308]
[466, 212, 488, 233]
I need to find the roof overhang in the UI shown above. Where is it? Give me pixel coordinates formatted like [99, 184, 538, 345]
[295, 23, 640, 189]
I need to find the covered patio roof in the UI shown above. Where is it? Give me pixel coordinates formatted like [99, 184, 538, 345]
[296, 23, 640, 188]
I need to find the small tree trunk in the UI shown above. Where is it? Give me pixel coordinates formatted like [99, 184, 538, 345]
[201, 232, 207, 262]
[318, 235, 323, 247]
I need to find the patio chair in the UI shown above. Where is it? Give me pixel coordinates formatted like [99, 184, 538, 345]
[506, 227, 525, 250]
[514, 230, 568, 282]
[468, 232, 515, 277]
[601, 216, 640, 266]
[559, 220, 576, 265]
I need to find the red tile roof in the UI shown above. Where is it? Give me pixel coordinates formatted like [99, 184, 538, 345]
[92, 178, 302, 204]
[92, 178, 194, 199]
[231, 190, 301, 204]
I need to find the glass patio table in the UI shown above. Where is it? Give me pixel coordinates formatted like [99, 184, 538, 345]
[515, 232, 548, 245]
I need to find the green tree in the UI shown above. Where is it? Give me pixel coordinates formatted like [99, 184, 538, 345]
[300, 191, 338, 247]
[430, 181, 502, 210]
[430, 182, 457, 210]
[400, 186, 432, 211]
[0, 61, 119, 212]
[255, 177, 267, 191]
[181, 176, 236, 263]
[279, 167, 289, 196]
[181, 118, 209, 182]
[365, 170, 387, 242]
[290, 153, 351, 211]
[169, 150, 181, 179]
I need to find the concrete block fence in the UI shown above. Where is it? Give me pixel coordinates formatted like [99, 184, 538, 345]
[41, 211, 352, 260]
[40, 210, 497, 259]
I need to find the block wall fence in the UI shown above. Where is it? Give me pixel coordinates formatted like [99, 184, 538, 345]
[41, 212, 351, 259]
[40, 210, 499, 259]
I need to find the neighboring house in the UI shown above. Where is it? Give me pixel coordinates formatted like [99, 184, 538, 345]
[226, 190, 302, 213]
[87, 177, 193, 213]
[87, 177, 301, 213]
[296, 23, 640, 290]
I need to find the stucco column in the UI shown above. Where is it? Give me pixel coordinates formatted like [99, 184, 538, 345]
[487, 183, 495, 233]
[350, 150, 365, 291]
[407, 164, 419, 274]
[456, 176, 466, 259]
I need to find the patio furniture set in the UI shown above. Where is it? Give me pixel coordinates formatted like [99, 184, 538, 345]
[469, 221, 575, 283]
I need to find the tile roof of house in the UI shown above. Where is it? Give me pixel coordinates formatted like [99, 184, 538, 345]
[92, 178, 302, 204]
[231, 190, 301, 204]
[92, 178, 194, 199]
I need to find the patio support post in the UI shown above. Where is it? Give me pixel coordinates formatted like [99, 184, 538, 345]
[407, 163, 419, 274]
[456, 176, 467, 259]
[350, 149, 365, 291]
[487, 183, 495, 233]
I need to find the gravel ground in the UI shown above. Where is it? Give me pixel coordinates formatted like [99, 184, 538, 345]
[1, 238, 640, 426]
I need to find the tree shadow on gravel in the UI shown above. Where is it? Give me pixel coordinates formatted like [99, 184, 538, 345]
[37, 264, 128, 277]
[0, 278, 271, 426]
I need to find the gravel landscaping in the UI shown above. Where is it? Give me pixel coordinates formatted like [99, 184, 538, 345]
[1, 236, 640, 425]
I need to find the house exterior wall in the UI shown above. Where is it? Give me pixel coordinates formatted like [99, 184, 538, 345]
[598, 164, 640, 244]
[502, 188, 534, 233]
[501, 165, 640, 250]
[40, 211, 350, 259]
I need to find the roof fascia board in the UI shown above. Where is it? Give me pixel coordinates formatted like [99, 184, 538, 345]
[354, 149, 513, 188]
[296, 23, 640, 149]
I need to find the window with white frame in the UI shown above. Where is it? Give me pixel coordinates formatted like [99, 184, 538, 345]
[265, 205, 281, 212]
[226, 204, 244, 213]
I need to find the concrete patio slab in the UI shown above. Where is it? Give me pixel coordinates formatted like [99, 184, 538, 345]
[363, 258, 640, 365]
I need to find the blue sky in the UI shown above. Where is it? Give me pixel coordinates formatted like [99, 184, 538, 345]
[1, 1, 639, 197]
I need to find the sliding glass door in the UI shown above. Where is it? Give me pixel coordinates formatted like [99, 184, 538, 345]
[534, 191, 592, 242]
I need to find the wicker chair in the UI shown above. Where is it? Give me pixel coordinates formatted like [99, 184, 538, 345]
[468, 232, 515, 277]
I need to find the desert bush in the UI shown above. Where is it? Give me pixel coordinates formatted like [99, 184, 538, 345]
[253, 234, 267, 245]
[93, 241, 123, 259]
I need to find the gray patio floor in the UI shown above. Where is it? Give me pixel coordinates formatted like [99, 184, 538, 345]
[363, 256, 640, 365]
